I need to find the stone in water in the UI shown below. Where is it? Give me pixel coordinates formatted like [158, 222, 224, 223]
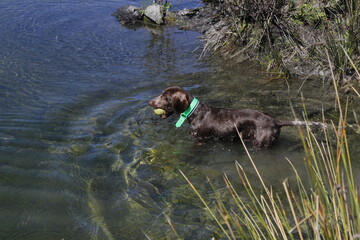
[144, 4, 164, 24]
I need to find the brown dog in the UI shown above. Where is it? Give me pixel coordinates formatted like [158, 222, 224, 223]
[149, 86, 324, 147]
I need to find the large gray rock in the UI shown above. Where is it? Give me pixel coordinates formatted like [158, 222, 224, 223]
[144, 4, 165, 25]
[112, 5, 144, 25]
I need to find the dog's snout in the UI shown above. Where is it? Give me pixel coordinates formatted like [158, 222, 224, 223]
[148, 99, 154, 106]
[149, 96, 161, 108]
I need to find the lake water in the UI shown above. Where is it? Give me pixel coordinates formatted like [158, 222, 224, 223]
[1, 0, 359, 239]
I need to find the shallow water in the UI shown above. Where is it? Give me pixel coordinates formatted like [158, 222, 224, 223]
[1, 0, 359, 239]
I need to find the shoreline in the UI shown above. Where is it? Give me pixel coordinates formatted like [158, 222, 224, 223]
[113, 1, 359, 95]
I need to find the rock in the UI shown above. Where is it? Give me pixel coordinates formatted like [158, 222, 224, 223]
[144, 4, 165, 25]
[112, 5, 144, 25]
[174, 7, 220, 33]
[70, 142, 90, 156]
[177, 8, 191, 16]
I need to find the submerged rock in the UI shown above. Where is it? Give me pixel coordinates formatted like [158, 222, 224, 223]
[144, 4, 165, 25]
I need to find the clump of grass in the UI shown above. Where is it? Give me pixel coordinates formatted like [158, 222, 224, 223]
[174, 64, 360, 239]
[201, 0, 360, 90]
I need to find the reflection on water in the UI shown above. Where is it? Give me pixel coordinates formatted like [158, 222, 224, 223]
[0, 0, 359, 239]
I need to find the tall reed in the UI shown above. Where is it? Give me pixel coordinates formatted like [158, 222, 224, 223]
[177, 64, 360, 239]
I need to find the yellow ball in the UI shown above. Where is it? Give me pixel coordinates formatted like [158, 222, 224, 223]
[154, 109, 165, 115]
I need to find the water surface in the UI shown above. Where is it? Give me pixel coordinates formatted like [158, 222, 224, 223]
[1, 0, 359, 239]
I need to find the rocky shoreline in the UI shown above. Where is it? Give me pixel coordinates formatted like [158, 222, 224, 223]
[113, 1, 360, 94]
[112, 4, 221, 32]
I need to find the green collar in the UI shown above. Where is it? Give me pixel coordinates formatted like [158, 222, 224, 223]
[175, 98, 199, 128]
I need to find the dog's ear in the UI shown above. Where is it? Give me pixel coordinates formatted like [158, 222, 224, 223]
[172, 91, 189, 114]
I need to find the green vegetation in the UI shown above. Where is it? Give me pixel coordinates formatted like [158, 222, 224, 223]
[173, 62, 360, 239]
[202, 0, 360, 92]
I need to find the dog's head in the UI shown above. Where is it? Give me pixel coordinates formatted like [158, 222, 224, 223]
[148, 86, 193, 118]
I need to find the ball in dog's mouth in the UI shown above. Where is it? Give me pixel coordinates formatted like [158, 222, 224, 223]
[153, 108, 165, 116]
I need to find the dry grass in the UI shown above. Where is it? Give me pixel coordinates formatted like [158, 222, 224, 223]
[201, 0, 360, 92]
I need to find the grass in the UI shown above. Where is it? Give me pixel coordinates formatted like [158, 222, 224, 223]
[171, 55, 360, 239]
[201, 0, 360, 92]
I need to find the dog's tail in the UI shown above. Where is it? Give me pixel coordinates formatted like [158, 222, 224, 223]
[276, 120, 326, 128]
